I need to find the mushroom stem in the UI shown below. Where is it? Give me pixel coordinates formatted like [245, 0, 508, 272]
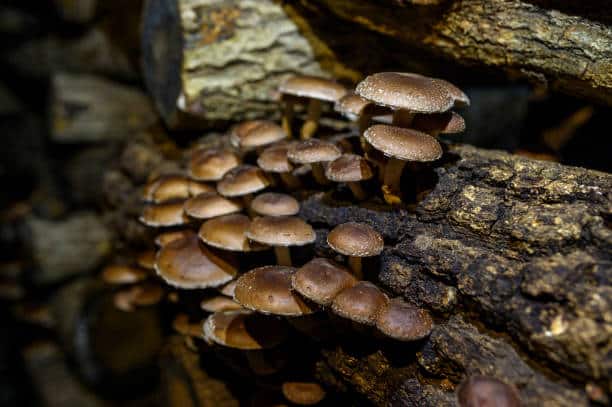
[311, 163, 330, 185]
[347, 256, 363, 280]
[243, 194, 256, 217]
[282, 98, 294, 138]
[301, 99, 322, 139]
[358, 113, 373, 152]
[274, 246, 292, 267]
[348, 182, 367, 201]
[382, 158, 407, 205]
[392, 110, 414, 127]
[280, 172, 302, 190]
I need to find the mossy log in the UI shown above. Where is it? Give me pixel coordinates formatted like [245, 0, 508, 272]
[297, 144, 611, 405]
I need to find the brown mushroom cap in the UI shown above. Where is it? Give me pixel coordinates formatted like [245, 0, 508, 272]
[334, 93, 389, 121]
[279, 75, 347, 102]
[184, 192, 242, 219]
[412, 111, 465, 135]
[287, 139, 342, 165]
[356, 72, 468, 113]
[189, 148, 240, 182]
[217, 165, 270, 197]
[234, 266, 314, 316]
[143, 174, 213, 203]
[154, 229, 196, 248]
[327, 222, 384, 257]
[282, 382, 326, 406]
[375, 298, 433, 341]
[102, 265, 147, 285]
[238, 121, 287, 149]
[198, 214, 269, 252]
[140, 200, 190, 227]
[229, 120, 268, 148]
[200, 296, 243, 313]
[113, 283, 164, 311]
[292, 258, 357, 306]
[250, 193, 300, 217]
[363, 124, 442, 162]
[173, 314, 203, 337]
[136, 250, 156, 270]
[155, 234, 236, 289]
[203, 309, 288, 350]
[257, 144, 295, 173]
[331, 281, 389, 325]
[456, 375, 522, 407]
[325, 154, 374, 182]
[247, 216, 316, 247]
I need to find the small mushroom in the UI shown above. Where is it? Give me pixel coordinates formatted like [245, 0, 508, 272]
[246, 216, 316, 266]
[326, 222, 383, 279]
[412, 111, 465, 137]
[198, 213, 269, 252]
[142, 174, 213, 203]
[281, 382, 326, 406]
[257, 143, 301, 189]
[184, 192, 242, 220]
[279, 75, 347, 139]
[363, 124, 442, 205]
[136, 250, 156, 270]
[200, 296, 243, 313]
[154, 229, 196, 248]
[375, 298, 433, 341]
[335, 92, 389, 135]
[229, 120, 268, 147]
[292, 258, 357, 306]
[140, 200, 190, 227]
[456, 375, 522, 407]
[102, 265, 147, 285]
[113, 283, 164, 312]
[330, 281, 389, 325]
[233, 265, 314, 316]
[250, 192, 300, 217]
[232, 120, 288, 151]
[287, 139, 341, 185]
[217, 164, 270, 207]
[173, 313, 203, 337]
[188, 148, 240, 182]
[325, 154, 374, 200]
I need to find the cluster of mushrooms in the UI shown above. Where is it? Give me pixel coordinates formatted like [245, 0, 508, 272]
[100, 73, 522, 406]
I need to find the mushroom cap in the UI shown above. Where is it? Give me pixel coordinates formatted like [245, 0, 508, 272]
[456, 375, 522, 407]
[257, 143, 294, 173]
[375, 298, 433, 341]
[247, 216, 316, 247]
[184, 192, 242, 219]
[217, 165, 270, 197]
[325, 154, 374, 182]
[189, 148, 240, 182]
[238, 121, 287, 149]
[143, 174, 213, 203]
[334, 93, 389, 121]
[281, 382, 326, 406]
[363, 124, 442, 162]
[154, 229, 196, 248]
[173, 314, 203, 337]
[250, 193, 300, 217]
[356, 72, 468, 113]
[292, 258, 357, 306]
[102, 265, 147, 285]
[198, 214, 269, 252]
[140, 200, 190, 227]
[412, 111, 465, 135]
[114, 283, 164, 311]
[234, 265, 314, 316]
[229, 120, 268, 148]
[327, 222, 384, 257]
[331, 281, 389, 325]
[155, 234, 236, 289]
[287, 139, 342, 165]
[200, 296, 243, 313]
[136, 250, 156, 270]
[203, 309, 288, 350]
[279, 75, 347, 102]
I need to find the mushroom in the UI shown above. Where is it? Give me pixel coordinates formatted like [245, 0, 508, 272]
[140, 200, 190, 227]
[198, 213, 269, 252]
[412, 111, 466, 137]
[217, 164, 270, 207]
[142, 174, 213, 203]
[257, 142, 301, 189]
[330, 281, 389, 325]
[325, 154, 374, 200]
[279, 75, 347, 139]
[250, 192, 300, 217]
[184, 192, 242, 220]
[155, 233, 236, 289]
[234, 265, 314, 316]
[363, 124, 442, 205]
[113, 283, 164, 312]
[287, 139, 341, 185]
[200, 296, 243, 313]
[375, 298, 433, 341]
[246, 216, 316, 266]
[335, 92, 389, 135]
[326, 222, 383, 279]
[218, 280, 238, 297]
[188, 148, 240, 182]
[281, 382, 326, 406]
[456, 375, 522, 407]
[136, 250, 156, 270]
[173, 313, 203, 338]
[154, 229, 196, 248]
[102, 265, 147, 285]
[291, 258, 357, 306]
[231, 120, 288, 151]
[229, 120, 268, 147]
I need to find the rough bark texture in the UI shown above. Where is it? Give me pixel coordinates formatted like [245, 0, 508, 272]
[297, 144, 611, 405]
[306, 0, 612, 106]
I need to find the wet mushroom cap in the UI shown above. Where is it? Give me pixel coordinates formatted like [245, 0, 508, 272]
[184, 192, 242, 219]
[292, 258, 357, 306]
[375, 298, 433, 341]
[279, 75, 347, 102]
[257, 144, 294, 173]
[364, 124, 442, 162]
[412, 111, 465, 134]
[140, 200, 190, 227]
[198, 214, 269, 252]
[325, 154, 374, 182]
[203, 309, 288, 350]
[217, 165, 270, 197]
[200, 296, 243, 313]
[234, 265, 314, 316]
[229, 120, 268, 148]
[456, 375, 522, 407]
[189, 148, 240, 181]
[287, 139, 342, 165]
[155, 234, 236, 289]
[154, 229, 196, 247]
[239, 121, 287, 149]
[327, 222, 384, 257]
[247, 216, 316, 247]
[250, 193, 300, 217]
[102, 265, 147, 284]
[282, 382, 326, 406]
[142, 174, 187, 203]
[331, 281, 389, 325]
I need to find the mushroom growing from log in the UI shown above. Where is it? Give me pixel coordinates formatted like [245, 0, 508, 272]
[231, 120, 288, 152]
[140, 200, 190, 227]
[198, 214, 269, 252]
[188, 148, 240, 182]
[143, 174, 213, 203]
[412, 111, 466, 138]
[325, 154, 374, 200]
[184, 192, 242, 220]
[331, 281, 389, 325]
[374, 298, 433, 341]
[327, 222, 384, 279]
[257, 142, 301, 189]
[287, 139, 341, 186]
[292, 258, 357, 307]
[250, 192, 300, 217]
[217, 165, 270, 207]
